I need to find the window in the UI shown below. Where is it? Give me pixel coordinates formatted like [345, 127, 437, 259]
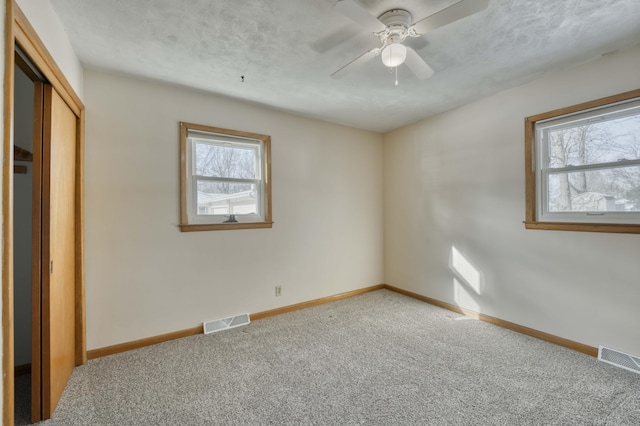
[179, 122, 272, 231]
[525, 89, 640, 233]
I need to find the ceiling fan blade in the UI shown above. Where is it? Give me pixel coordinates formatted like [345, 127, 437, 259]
[331, 48, 379, 79]
[411, 0, 489, 35]
[404, 47, 434, 80]
[334, 0, 386, 33]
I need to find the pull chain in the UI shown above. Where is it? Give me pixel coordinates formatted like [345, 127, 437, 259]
[395, 66, 398, 86]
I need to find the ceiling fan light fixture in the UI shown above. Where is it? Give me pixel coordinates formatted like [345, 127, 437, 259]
[381, 43, 407, 68]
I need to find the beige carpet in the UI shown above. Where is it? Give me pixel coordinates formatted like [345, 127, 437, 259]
[20, 290, 640, 425]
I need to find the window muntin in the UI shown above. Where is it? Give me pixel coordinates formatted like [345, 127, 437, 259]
[180, 122, 272, 231]
[526, 91, 640, 231]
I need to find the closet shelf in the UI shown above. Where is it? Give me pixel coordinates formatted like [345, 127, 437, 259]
[15, 145, 33, 162]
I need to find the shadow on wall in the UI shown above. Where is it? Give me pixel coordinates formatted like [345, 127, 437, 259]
[450, 246, 484, 313]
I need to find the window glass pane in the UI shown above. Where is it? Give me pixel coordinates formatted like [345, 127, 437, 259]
[196, 181, 258, 216]
[547, 166, 640, 212]
[546, 113, 640, 168]
[194, 141, 257, 179]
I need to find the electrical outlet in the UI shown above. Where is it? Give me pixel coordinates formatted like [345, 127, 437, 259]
[275, 285, 282, 297]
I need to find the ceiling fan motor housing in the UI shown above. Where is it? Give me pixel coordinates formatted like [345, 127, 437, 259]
[378, 9, 413, 44]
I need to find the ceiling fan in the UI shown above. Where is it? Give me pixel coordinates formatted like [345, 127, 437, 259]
[331, 0, 489, 81]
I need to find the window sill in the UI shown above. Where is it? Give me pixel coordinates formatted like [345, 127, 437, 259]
[524, 221, 640, 234]
[179, 221, 273, 232]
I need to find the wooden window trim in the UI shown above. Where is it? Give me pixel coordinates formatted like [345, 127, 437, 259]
[179, 122, 272, 232]
[524, 88, 640, 234]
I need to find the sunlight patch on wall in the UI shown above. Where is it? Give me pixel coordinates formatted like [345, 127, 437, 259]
[451, 246, 484, 313]
[450, 246, 483, 295]
[453, 278, 480, 313]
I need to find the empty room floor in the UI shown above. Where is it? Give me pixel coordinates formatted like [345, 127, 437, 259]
[19, 290, 640, 425]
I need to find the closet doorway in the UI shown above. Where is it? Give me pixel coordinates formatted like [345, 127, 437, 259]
[14, 47, 79, 423]
[4, 3, 86, 424]
[13, 53, 36, 423]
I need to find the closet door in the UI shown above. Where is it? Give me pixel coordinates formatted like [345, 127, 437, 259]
[41, 84, 77, 418]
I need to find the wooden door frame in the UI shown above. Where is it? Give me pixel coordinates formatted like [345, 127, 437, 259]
[3, 1, 86, 424]
[30, 80, 44, 423]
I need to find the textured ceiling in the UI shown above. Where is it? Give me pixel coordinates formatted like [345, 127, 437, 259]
[50, 0, 640, 133]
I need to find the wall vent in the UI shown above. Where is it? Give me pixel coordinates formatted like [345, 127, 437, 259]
[598, 346, 640, 375]
[203, 313, 250, 335]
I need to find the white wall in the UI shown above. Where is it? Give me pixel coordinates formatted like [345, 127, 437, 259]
[384, 46, 640, 356]
[84, 70, 384, 350]
[13, 65, 34, 366]
[16, 0, 83, 99]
